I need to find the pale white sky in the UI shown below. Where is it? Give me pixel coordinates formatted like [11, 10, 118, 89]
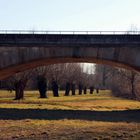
[0, 0, 140, 31]
[0, 0, 139, 72]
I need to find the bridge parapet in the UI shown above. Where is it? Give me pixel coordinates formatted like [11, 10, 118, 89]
[0, 30, 140, 35]
[0, 34, 140, 47]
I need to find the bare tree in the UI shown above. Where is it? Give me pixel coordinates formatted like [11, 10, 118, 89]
[62, 63, 84, 96]
[95, 64, 139, 100]
[5, 70, 32, 100]
[33, 66, 48, 98]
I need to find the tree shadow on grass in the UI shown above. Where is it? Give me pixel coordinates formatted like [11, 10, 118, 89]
[0, 108, 140, 123]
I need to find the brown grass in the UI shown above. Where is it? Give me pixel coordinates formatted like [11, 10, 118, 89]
[0, 90, 139, 140]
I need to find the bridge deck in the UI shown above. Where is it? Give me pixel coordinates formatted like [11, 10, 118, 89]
[0, 34, 140, 47]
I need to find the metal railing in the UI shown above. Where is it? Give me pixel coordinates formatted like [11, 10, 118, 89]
[0, 30, 140, 35]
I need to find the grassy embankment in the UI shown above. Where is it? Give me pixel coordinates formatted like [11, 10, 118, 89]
[0, 90, 140, 140]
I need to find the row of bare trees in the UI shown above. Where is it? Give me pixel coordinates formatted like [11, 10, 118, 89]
[0, 63, 96, 100]
[2, 62, 139, 101]
[95, 64, 140, 100]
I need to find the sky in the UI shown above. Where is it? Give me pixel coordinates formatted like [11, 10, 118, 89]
[0, 0, 140, 31]
[0, 0, 139, 72]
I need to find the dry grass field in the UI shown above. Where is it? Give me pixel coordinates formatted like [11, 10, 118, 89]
[0, 90, 140, 140]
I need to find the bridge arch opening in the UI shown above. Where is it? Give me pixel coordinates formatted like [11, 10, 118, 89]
[0, 56, 139, 102]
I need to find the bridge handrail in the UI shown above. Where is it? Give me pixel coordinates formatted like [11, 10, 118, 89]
[0, 30, 140, 35]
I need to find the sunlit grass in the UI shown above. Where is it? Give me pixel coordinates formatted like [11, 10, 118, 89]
[0, 90, 140, 111]
[0, 119, 140, 140]
[0, 90, 140, 139]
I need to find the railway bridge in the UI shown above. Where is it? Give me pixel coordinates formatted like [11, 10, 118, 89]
[0, 30, 140, 79]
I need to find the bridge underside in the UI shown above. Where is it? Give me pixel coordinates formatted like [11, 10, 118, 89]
[0, 34, 140, 79]
[0, 57, 139, 80]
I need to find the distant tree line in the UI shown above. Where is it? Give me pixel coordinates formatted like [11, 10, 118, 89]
[94, 64, 140, 100]
[0, 63, 98, 100]
[1, 63, 139, 101]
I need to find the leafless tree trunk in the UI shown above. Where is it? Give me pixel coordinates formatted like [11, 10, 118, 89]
[78, 83, 83, 95]
[14, 80, 24, 100]
[130, 72, 136, 99]
[52, 80, 59, 97]
[65, 82, 70, 96]
[71, 83, 76, 95]
[37, 75, 47, 98]
[84, 86, 87, 94]
[90, 86, 94, 94]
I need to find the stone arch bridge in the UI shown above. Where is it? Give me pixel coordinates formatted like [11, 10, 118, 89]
[0, 31, 140, 79]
